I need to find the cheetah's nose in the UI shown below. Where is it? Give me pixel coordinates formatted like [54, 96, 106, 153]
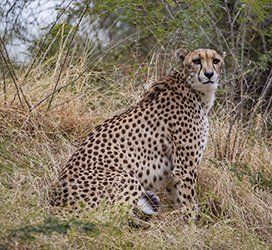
[204, 72, 214, 79]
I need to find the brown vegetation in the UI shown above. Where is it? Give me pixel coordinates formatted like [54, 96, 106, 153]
[0, 55, 271, 249]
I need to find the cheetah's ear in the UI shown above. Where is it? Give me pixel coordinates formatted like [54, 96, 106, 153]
[221, 51, 226, 59]
[175, 49, 188, 64]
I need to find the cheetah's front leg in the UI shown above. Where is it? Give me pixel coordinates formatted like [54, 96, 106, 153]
[165, 168, 198, 221]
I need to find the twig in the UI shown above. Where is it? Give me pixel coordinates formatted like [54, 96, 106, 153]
[160, 0, 175, 19]
[46, 1, 90, 111]
[248, 69, 272, 125]
[0, 37, 31, 109]
[2, 70, 7, 104]
[18, 0, 75, 97]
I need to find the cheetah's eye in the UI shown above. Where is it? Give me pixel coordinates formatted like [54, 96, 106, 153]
[213, 58, 220, 64]
[192, 59, 201, 65]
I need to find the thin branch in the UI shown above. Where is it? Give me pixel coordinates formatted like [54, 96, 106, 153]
[0, 36, 31, 109]
[46, 1, 90, 111]
[19, 0, 75, 90]
[160, 0, 175, 19]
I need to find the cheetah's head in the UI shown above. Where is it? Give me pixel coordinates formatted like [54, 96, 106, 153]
[175, 48, 225, 94]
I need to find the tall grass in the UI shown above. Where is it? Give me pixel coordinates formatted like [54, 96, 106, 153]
[0, 45, 271, 249]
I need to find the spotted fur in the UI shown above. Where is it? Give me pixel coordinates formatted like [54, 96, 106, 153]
[51, 48, 225, 218]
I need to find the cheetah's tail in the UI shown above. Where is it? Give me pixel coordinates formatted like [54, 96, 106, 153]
[137, 191, 160, 215]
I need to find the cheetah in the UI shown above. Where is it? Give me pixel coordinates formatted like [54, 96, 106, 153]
[51, 48, 225, 219]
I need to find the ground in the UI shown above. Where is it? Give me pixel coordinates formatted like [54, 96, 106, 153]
[0, 60, 271, 249]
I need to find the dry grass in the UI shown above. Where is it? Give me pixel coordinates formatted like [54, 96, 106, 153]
[0, 59, 271, 250]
